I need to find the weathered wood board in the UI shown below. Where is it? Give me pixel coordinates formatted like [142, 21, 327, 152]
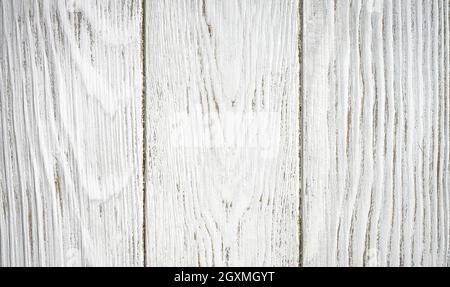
[144, 0, 300, 266]
[303, 0, 449, 266]
[0, 0, 144, 266]
[0, 0, 449, 267]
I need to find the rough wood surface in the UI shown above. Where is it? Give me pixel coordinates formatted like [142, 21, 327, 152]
[303, 0, 449, 266]
[0, 0, 144, 266]
[1, 0, 448, 267]
[144, 0, 300, 266]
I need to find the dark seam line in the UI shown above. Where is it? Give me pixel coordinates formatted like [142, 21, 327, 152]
[141, 0, 148, 267]
[298, 0, 304, 267]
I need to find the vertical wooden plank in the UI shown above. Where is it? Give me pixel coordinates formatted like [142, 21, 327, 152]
[0, 0, 143, 266]
[445, 0, 450, 266]
[144, 0, 300, 266]
[303, 0, 449, 266]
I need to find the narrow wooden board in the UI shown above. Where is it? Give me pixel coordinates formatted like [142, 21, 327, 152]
[0, 0, 144, 266]
[302, 0, 449, 266]
[144, 0, 300, 266]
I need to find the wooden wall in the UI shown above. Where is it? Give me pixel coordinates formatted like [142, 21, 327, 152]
[0, 0, 448, 267]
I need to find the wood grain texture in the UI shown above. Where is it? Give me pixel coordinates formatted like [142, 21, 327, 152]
[0, 0, 144, 266]
[144, 0, 300, 266]
[1, 0, 449, 267]
[303, 0, 450, 266]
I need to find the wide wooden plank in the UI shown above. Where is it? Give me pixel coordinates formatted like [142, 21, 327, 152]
[302, 0, 449, 266]
[144, 0, 300, 266]
[0, 0, 144, 266]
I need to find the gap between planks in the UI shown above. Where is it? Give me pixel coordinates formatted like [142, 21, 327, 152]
[141, 0, 148, 267]
[298, 0, 304, 267]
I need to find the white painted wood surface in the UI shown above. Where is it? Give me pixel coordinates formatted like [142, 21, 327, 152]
[303, 0, 449, 266]
[0, 0, 448, 267]
[0, 0, 144, 266]
[144, 0, 300, 266]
